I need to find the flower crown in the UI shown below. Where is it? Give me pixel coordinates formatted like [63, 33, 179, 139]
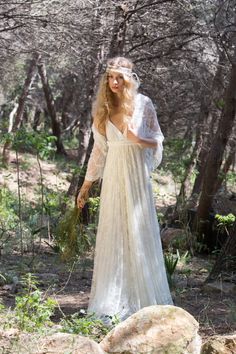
[106, 64, 140, 86]
[106, 64, 132, 76]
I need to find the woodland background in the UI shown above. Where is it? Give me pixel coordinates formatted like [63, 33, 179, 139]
[0, 0, 236, 347]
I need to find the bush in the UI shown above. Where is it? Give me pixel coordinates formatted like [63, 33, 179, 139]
[13, 274, 57, 332]
[60, 311, 109, 341]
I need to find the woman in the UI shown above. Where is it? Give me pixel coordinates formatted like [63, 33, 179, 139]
[77, 57, 172, 322]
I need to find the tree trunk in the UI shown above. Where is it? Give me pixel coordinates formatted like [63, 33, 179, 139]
[213, 141, 236, 193]
[190, 51, 226, 204]
[66, 122, 94, 199]
[194, 47, 236, 246]
[207, 222, 236, 281]
[8, 102, 18, 133]
[77, 99, 94, 166]
[190, 148, 208, 200]
[176, 87, 211, 210]
[13, 52, 40, 131]
[175, 139, 200, 210]
[2, 52, 40, 163]
[22, 109, 28, 126]
[108, 4, 128, 57]
[37, 59, 66, 155]
[60, 73, 76, 130]
[64, 79, 99, 201]
[32, 107, 42, 131]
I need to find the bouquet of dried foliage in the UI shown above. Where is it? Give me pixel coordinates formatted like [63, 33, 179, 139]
[55, 206, 91, 261]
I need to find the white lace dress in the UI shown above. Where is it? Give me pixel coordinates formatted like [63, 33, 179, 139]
[85, 93, 173, 321]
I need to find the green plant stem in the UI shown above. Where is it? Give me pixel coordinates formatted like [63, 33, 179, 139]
[16, 149, 23, 256]
[36, 153, 44, 251]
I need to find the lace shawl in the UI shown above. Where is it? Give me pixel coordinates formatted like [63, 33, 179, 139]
[85, 125, 108, 181]
[139, 95, 164, 172]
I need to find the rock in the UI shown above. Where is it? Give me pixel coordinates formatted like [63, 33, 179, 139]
[161, 227, 186, 249]
[0, 332, 105, 354]
[100, 305, 201, 354]
[203, 281, 236, 296]
[40, 333, 105, 354]
[201, 334, 236, 354]
[0, 328, 20, 338]
[2, 284, 14, 291]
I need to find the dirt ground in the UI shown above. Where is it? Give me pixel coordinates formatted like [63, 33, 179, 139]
[0, 150, 235, 341]
[0, 247, 235, 341]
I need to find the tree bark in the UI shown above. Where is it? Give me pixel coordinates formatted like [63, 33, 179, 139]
[8, 102, 18, 133]
[13, 52, 40, 131]
[66, 131, 94, 199]
[176, 85, 211, 210]
[61, 131, 94, 216]
[194, 47, 236, 245]
[213, 141, 236, 193]
[207, 222, 236, 281]
[190, 51, 226, 204]
[108, 4, 128, 57]
[37, 58, 66, 155]
[175, 138, 200, 210]
[2, 52, 40, 163]
[32, 107, 42, 131]
[76, 93, 94, 166]
[60, 73, 76, 130]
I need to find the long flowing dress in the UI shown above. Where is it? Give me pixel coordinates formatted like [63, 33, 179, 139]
[85, 93, 173, 321]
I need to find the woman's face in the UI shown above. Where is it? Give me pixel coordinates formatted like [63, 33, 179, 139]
[108, 71, 125, 94]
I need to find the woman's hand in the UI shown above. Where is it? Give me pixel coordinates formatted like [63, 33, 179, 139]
[77, 181, 92, 208]
[77, 188, 89, 209]
[126, 122, 158, 148]
[126, 123, 141, 144]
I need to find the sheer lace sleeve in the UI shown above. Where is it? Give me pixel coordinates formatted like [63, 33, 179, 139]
[85, 124, 108, 182]
[143, 97, 164, 171]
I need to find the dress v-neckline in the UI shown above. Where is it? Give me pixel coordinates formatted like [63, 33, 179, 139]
[108, 119, 126, 136]
[107, 93, 139, 135]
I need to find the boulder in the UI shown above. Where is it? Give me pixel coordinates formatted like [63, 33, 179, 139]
[100, 305, 201, 354]
[40, 333, 105, 354]
[201, 334, 236, 354]
[161, 227, 186, 249]
[0, 332, 105, 354]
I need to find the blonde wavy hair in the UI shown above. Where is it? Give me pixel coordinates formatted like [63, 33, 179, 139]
[92, 57, 139, 136]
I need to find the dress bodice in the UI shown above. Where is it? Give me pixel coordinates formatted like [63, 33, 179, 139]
[85, 93, 164, 181]
[106, 120, 138, 146]
[106, 119, 127, 141]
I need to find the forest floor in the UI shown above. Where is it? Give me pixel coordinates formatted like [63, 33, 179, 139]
[0, 150, 235, 343]
[0, 247, 236, 337]
[0, 248, 235, 340]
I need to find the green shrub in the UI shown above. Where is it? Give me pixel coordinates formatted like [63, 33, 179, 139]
[226, 171, 236, 189]
[164, 251, 179, 288]
[0, 187, 19, 252]
[14, 274, 57, 332]
[15, 289, 56, 332]
[163, 138, 192, 183]
[60, 311, 109, 341]
[215, 213, 236, 233]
